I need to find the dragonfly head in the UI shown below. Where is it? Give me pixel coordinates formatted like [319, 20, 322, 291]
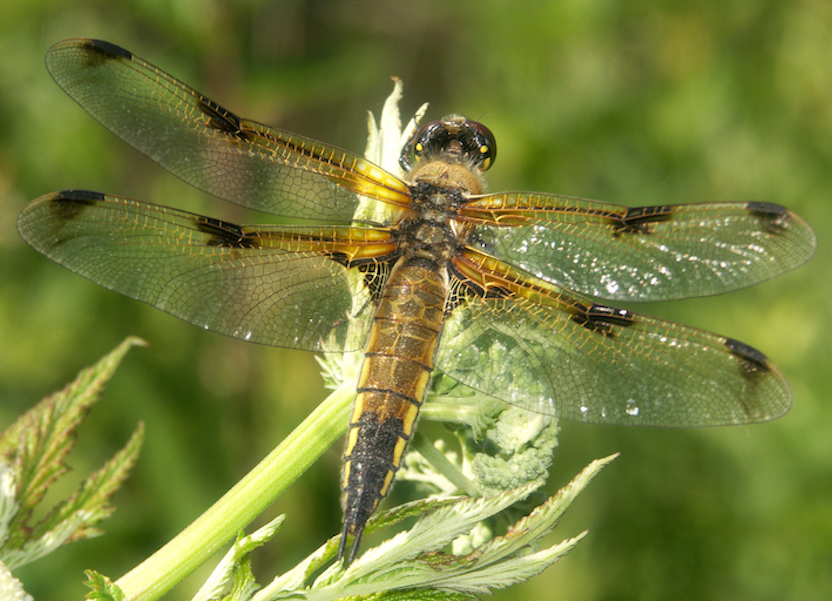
[399, 115, 497, 174]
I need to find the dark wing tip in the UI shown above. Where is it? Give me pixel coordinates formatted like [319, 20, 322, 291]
[724, 337, 772, 379]
[745, 201, 798, 237]
[79, 39, 134, 61]
[17, 190, 105, 249]
[24, 189, 105, 223]
[52, 189, 105, 217]
[723, 337, 793, 421]
[57, 189, 106, 203]
[745, 201, 788, 216]
[47, 39, 133, 77]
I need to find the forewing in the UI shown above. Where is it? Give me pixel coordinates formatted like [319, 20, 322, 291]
[44, 39, 410, 222]
[462, 193, 816, 301]
[17, 190, 389, 352]
[438, 250, 791, 426]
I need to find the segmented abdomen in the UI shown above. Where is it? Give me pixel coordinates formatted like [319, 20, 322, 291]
[339, 255, 448, 562]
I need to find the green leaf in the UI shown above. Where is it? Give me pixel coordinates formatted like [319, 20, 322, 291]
[84, 569, 125, 601]
[250, 454, 615, 600]
[346, 590, 476, 601]
[192, 516, 285, 601]
[37, 422, 144, 543]
[0, 337, 145, 569]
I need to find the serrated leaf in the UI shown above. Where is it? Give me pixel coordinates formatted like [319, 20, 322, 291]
[352, 590, 475, 601]
[429, 533, 585, 595]
[0, 338, 145, 567]
[84, 569, 125, 601]
[253, 456, 614, 601]
[36, 422, 144, 543]
[193, 516, 284, 601]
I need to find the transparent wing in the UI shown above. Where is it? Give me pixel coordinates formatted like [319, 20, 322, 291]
[439, 250, 791, 426]
[462, 193, 816, 301]
[17, 190, 394, 351]
[45, 39, 410, 223]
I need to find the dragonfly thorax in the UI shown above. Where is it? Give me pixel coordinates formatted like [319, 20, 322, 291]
[409, 159, 485, 196]
[396, 179, 472, 263]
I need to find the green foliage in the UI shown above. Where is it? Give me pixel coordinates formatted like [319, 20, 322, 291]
[85, 570, 124, 601]
[0, 338, 144, 596]
[184, 455, 612, 601]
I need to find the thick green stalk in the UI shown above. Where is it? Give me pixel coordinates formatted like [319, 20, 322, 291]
[115, 383, 354, 601]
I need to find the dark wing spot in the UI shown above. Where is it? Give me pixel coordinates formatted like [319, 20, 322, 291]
[196, 96, 252, 141]
[80, 39, 133, 63]
[325, 251, 393, 269]
[357, 261, 392, 305]
[612, 205, 675, 234]
[194, 215, 259, 248]
[483, 286, 511, 300]
[446, 264, 511, 316]
[724, 337, 771, 380]
[571, 302, 635, 337]
[325, 253, 393, 305]
[326, 251, 351, 268]
[49, 190, 105, 220]
[746, 201, 791, 235]
[589, 304, 637, 326]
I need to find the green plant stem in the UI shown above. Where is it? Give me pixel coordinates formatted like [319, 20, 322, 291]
[411, 432, 479, 497]
[115, 382, 354, 601]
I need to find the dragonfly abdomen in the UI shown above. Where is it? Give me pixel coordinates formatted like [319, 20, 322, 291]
[339, 255, 448, 563]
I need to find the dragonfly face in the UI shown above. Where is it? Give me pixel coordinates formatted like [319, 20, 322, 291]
[17, 39, 816, 564]
[399, 115, 497, 173]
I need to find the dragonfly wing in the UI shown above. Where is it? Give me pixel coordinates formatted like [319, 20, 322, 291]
[45, 39, 410, 222]
[438, 250, 791, 426]
[463, 194, 816, 301]
[17, 190, 388, 352]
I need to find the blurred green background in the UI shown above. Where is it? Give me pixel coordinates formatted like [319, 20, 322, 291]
[1, 1, 829, 600]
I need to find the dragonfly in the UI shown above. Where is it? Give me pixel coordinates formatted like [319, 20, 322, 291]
[18, 39, 816, 564]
